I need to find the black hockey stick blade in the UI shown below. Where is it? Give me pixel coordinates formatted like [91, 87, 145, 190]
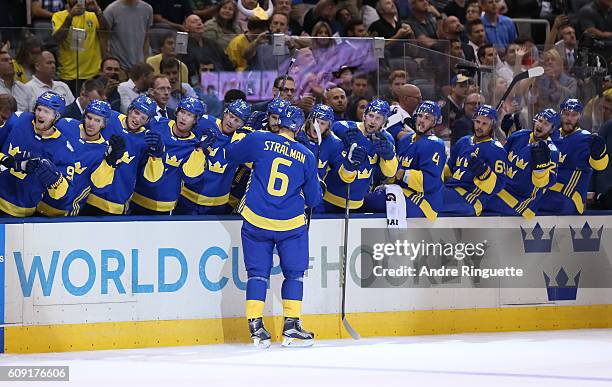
[495, 66, 544, 111]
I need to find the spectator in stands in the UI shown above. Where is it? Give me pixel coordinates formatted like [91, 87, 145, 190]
[578, 0, 612, 43]
[368, 0, 415, 40]
[465, 19, 485, 63]
[104, 0, 154, 69]
[465, 1, 481, 22]
[0, 50, 29, 111]
[348, 97, 368, 121]
[438, 16, 464, 42]
[52, 0, 108, 96]
[303, 0, 341, 35]
[325, 86, 348, 120]
[146, 32, 189, 84]
[385, 83, 422, 138]
[12, 36, 43, 84]
[545, 15, 578, 70]
[31, 0, 66, 41]
[534, 49, 577, 112]
[406, 0, 441, 48]
[62, 78, 104, 119]
[24, 51, 75, 111]
[333, 65, 356, 95]
[590, 88, 612, 209]
[351, 74, 371, 99]
[344, 19, 368, 37]
[477, 43, 496, 66]
[192, 0, 220, 22]
[148, 74, 175, 119]
[0, 94, 17, 126]
[450, 92, 484, 144]
[237, 0, 274, 32]
[274, 0, 302, 35]
[203, 0, 241, 51]
[160, 57, 197, 111]
[310, 21, 336, 55]
[387, 70, 408, 105]
[479, 0, 517, 51]
[95, 56, 122, 111]
[149, 0, 193, 31]
[182, 14, 235, 75]
[443, 0, 468, 23]
[582, 75, 611, 132]
[118, 62, 153, 113]
[226, 15, 271, 71]
[444, 74, 469, 129]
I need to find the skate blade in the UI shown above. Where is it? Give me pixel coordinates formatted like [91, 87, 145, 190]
[281, 336, 314, 348]
[252, 338, 271, 349]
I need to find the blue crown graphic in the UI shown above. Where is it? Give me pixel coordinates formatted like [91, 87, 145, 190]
[570, 222, 603, 252]
[543, 267, 580, 301]
[521, 223, 555, 253]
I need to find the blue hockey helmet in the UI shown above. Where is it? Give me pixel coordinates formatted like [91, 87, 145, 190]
[560, 98, 583, 113]
[85, 99, 112, 121]
[535, 108, 560, 130]
[311, 103, 334, 122]
[415, 100, 442, 123]
[473, 104, 497, 123]
[267, 98, 289, 115]
[128, 95, 157, 119]
[246, 110, 267, 131]
[278, 105, 305, 132]
[35, 91, 65, 115]
[364, 98, 391, 118]
[177, 96, 206, 118]
[226, 99, 251, 122]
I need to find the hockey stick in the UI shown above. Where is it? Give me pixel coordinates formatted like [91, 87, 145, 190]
[495, 66, 544, 111]
[306, 119, 322, 230]
[275, 57, 296, 100]
[341, 181, 360, 340]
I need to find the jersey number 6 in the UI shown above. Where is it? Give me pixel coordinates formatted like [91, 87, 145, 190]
[267, 157, 292, 197]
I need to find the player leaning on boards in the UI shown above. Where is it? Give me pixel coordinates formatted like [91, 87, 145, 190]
[226, 105, 323, 348]
[36, 100, 126, 216]
[319, 99, 399, 213]
[539, 98, 608, 215]
[441, 104, 508, 217]
[0, 91, 75, 217]
[484, 109, 561, 219]
[80, 95, 165, 216]
[130, 97, 216, 215]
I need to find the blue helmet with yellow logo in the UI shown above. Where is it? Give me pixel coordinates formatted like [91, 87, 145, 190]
[267, 98, 289, 115]
[560, 98, 583, 113]
[85, 99, 112, 122]
[35, 91, 65, 116]
[279, 105, 305, 132]
[129, 95, 157, 119]
[226, 99, 251, 122]
[365, 98, 390, 118]
[311, 103, 334, 122]
[178, 96, 206, 118]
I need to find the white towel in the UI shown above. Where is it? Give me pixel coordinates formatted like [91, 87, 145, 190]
[384, 184, 407, 229]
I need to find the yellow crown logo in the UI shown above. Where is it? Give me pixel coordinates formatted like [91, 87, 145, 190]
[453, 169, 465, 180]
[165, 154, 183, 168]
[8, 144, 20, 157]
[121, 152, 135, 164]
[207, 147, 219, 157]
[508, 151, 517, 163]
[559, 153, 567, 164]
[401, 157, 413, 168]
[208, 160, 227, 173]
[516, 158, 528, 170]
[318, 159, 328, 169]
[506, 166, 517, 179]
[357, 168, 372, 179]
[74, 162, 87, 175]
[368, 154, 378, 164]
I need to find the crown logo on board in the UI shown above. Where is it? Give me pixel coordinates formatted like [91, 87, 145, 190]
[521, 223, 555, 253]
[543, 267, 580, 301]
[570, 222, 603, 252]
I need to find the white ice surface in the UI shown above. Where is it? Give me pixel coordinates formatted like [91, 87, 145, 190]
[2, 329, 612, 386]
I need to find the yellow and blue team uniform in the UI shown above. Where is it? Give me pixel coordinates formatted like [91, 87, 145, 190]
[539, 129, 608, 214]
[0, 112, 19, 150]
[226, 128, 322, 322]
[297, 129, 344, 180]
[395, 133, 447, 220]
[441, 135, 508, 216]
[36, 118, 114, 216]
[485, 129, 560, 219]
[320, 120, 398, 212]
[0, 112, 75, 217]
[175, 115, 240, 215]
[84, 112, 165, 215]
[130, 116, 207, 215]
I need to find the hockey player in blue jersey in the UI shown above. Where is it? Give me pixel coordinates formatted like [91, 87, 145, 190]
[0, 91, 75, 217]
[175, 99, 251, 215]
[390, 100, 447, 221]
[441, 105, 507, 216]
[485, 108, 561, 219]
[320, 99, 399, 212]
[296, 103, 344, 180]
[539, 99, 609, 214]
[81, 95, 165, 216]
[130, 97, 216, 215]
[36, 100, 126, 216]
[226, 105, 323, 348]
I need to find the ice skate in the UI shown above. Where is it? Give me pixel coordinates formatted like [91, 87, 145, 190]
[281, 317, 314, 347]
[248, 317, 271, 349]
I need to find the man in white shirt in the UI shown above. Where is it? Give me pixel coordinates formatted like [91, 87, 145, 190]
[24, 51, 75, 111]
[384, 84, 422, 142]
[117, 62, 154, 113]
[0, 50, 29, 111]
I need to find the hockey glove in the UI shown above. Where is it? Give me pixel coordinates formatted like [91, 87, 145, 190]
[34, 159, 62, 188]
[467, 154, 490, 180]
[530, 141, 551, 170]
[144, 131, 164, 158]
[343, 125, 360, 148]
[590, 134, 607, 159]
[2, 152, 39, 174]
[346, 143, 368, 166]
[105, 134, 126, 167]
[373, 138, 395, 160]
[197, 128, 217, 152]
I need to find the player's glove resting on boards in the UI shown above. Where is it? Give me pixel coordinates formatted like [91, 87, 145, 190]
[590, 134, 607, 159]
[34, 159, 62, 188]
[105, 134, 126, 167]
[345, 143, 367, 169]
[144, 131, 164, 158]
[373, 138, 395, 160]
[467, 154, 491, 180]
[530, 141, 551, 170]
